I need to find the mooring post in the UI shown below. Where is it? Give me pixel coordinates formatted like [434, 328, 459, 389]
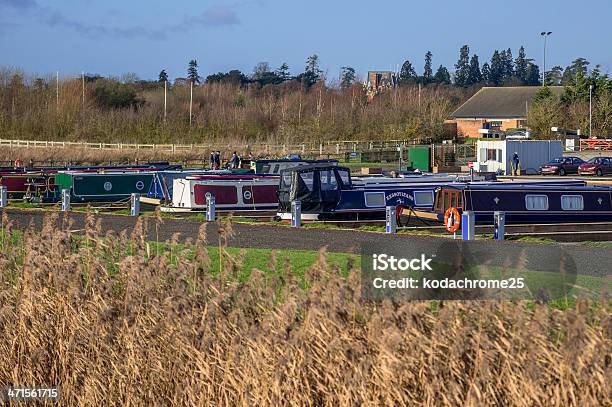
[493, 211, 505, 240]
[0, 186, 7, 208]
[130, 193, 140, 217]
[461, 210, 475, 240]
[385, 206, 397, 234]
[206, 193, 216, 222]
[61, 188, 71, 211]
[291, 200, 301, 228]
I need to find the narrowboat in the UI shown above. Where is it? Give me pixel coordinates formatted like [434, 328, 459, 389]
[275, 164, 480, 221]
[54, 171, 158, 202]
[0, 171, 54, 200]
[0, 162, 178, 201]
[167, 174, 279, 212]
[160, 158, 339, 211]
[275, 164, 593, 221]
[415, 183, 612, 224]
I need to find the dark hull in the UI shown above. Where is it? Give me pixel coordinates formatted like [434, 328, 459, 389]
[472, 211, 612, 224]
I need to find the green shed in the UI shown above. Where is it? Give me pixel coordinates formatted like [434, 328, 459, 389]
[406, 146, 431, 171]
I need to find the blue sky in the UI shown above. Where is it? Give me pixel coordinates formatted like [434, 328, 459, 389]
[1, 0, 611, 81]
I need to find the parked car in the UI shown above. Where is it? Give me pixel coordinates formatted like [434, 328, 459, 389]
[578, 157, 612, 176]
[539, 156, 585, 176]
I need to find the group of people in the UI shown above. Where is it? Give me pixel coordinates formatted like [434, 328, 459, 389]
[209, 151, 245, 170]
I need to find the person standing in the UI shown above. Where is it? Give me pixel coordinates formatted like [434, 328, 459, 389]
[511, 152, 520, 176]
[209, 151, 216, 169]
[214, 151, 221, 169]
[230, 151, 240, 169]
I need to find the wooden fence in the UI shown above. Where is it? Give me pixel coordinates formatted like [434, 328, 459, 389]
[0, 138, 434, 155]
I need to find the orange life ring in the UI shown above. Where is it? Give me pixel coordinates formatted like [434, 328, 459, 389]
[444, 207, 461, 233]
[14, 159, 23, 168]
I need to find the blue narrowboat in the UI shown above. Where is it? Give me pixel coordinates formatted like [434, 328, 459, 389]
[418, 183, 612, 224]
[276, 164, 594, 221]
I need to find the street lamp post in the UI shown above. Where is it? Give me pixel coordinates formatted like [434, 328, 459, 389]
[589, 84, 593, 137]
[540, 31, 552, 86]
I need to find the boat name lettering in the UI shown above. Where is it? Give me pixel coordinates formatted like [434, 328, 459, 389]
[385, 192, 413, 201]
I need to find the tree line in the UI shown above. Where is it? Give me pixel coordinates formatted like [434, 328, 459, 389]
[0, 46, 610, 144]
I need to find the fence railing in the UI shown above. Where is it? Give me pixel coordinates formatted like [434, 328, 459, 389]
[0, 138, 435, 155]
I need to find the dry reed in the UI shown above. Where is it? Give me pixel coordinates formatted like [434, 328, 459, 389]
[0, 213, 609, 406]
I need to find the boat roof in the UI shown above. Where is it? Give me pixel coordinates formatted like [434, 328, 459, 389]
[441, 182, 610, 191]
[256, 158, 338, 164]
[279, 163, 349, 174]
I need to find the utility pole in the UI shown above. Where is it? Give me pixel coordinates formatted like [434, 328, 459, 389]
[589, 84, 593, 137]
[164, 80, 167, 122]
[81, 71, 85, 109]
[540, 31, 552, 86]
[189, 80, 193, 127]
[56, 71, 59, 111]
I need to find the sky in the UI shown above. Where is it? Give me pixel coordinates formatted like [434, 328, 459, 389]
[1, 0, 611, 82]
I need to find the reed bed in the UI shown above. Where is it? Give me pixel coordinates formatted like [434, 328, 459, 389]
[0, 212, 609, 406]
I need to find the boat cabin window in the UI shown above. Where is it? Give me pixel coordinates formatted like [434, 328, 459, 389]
[300, 171, 315, 192]
[281, 172, 292, 189]
[525, 195, 549, 211]
[320, 169, 338, 191]
[336, 169, 351, 188]
[561, 195, 584, 211]
[261, 164, 271, 173]
[365, 192, 385, 207]
[435, 189, 463, 212]
[414, 190, 434, 207]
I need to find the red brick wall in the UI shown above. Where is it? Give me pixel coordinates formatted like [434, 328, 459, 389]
[455, 118, 525, 138]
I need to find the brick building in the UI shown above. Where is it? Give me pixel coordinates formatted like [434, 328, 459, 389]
[449, 86, 564, 138]
[365, 71, 398, 100]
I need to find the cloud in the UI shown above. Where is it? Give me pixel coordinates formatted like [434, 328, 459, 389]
[197, 5, 240, 26]
[6, 3, 240, 40]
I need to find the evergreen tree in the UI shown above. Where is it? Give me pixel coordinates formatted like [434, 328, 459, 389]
[187, 59, 200, 84]
[276, 63, 291, 82]
[158, 69, 168, 83]
[301, 54, 322, 88]
[399, 59, 417, 84]
[423, 51, 433, 83]
[514, 46, 528, 84]
[433, 65, 451, 84]
[561, 67, 574, 85]
[561, 58, 590, 85]
[525, 61, 541, 86]
[340, 66, 356, 89]
[489, 50, 504, 86]
[467, 54, 482, 85]
[454, 45, 470, 87]
[481, 62, 491, 83]
[501, 48, 514, 82]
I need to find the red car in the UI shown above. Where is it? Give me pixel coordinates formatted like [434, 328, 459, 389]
[578, 157, 612, 176]
[539, 156, 585, 176]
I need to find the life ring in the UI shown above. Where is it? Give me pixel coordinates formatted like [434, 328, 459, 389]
[444, 207, 461, 233]
[14, 159, 23, 168]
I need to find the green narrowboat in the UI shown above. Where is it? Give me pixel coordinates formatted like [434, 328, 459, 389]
[54, 171, 155, 202]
